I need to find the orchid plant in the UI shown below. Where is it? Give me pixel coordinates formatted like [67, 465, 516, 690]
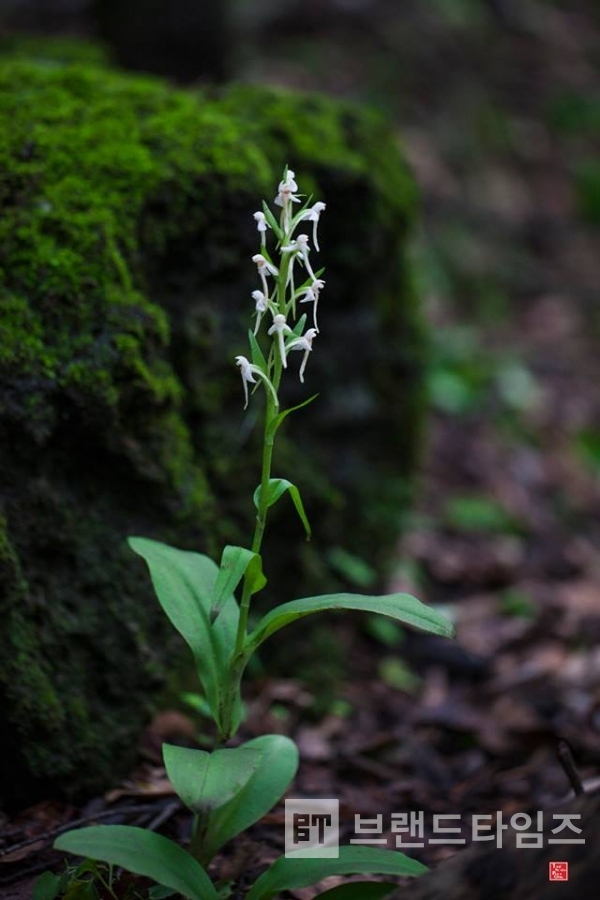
[53, 169, 454, 900]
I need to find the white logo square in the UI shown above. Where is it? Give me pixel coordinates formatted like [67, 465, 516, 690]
[285, 798, 339, 857]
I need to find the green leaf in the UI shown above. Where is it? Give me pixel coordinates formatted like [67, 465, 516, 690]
[288, 313, 307, 339]
[32, 872, 62, 900]
[63, 882, 97, 900]
[210, 545, 266, 624]
[253, 479, 311, 540]
[54, 826, 218, 900]
[248, 329, 268, 372]
[181, 691, 213, 718]
[128, 538, 241, 734]
[271, 394, 318, 435]
[314, 883, 398, 900]
[163, 744, 262, 814]
[246, 592, 454, 654]
[262, 200, 284, 240]
[148, 887, 176, 900]
[203, 735, 299, 861]
[246, 847, 427, 900]
[70, 860, 104, 879]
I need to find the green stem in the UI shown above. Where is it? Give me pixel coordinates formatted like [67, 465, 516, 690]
[94, 867, 119, 900]
[190, 813, 211, 867]
[221, 351, 283, 740]
[235, 346, 283, 648]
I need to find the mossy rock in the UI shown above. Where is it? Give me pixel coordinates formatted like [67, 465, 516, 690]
[0, 52, 425, 805]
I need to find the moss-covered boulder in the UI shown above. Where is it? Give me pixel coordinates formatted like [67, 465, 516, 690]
[0, 53, 424, 805]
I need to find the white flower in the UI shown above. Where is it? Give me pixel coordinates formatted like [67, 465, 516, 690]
[253, 211, 268, 232]
[252, 289, 268, 335]
[235, 355, 279, 409]
[252, 289, 268, 311]
[281, 233, 317, 284]
[299, 201, 326, 251]
[274, 169, 300, 207]
[267, 313, 293, 368]
[299, 278, 325, 332]
[252, 253, 278, 276]
[286, 328, 318, 382]
[253, 211, 269, 246]
[294, 234, 311, 258]
[253, 253, 278, 296]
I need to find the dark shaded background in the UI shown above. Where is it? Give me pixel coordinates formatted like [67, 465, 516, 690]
[2, 2, 600, 894]
[3, 0, 600, 782]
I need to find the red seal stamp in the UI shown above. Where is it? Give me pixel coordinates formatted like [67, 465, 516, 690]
[549, 861, 569, 882]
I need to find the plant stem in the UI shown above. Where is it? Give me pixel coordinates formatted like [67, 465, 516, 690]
[190, 813, 211, 866]
[221, 352, 283, 739]
[95, 866, 120, 900]
[234, 358, 281, 653]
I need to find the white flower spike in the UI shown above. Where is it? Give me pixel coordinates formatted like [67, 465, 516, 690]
[235, 355, 279, 409]
[268, 313, 293, 368]
[299, 201, 326, 251]
[286, 328, 318, 382]
[299, 278, 325, 332]
[240, 169, 325, 401]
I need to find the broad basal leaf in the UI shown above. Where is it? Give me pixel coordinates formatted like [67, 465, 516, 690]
[246, 846, 427, 900]
[314, 883, 398, 900]
[54, 826, 218, 900]
[128, 537, 241, 732]
[163, 743, 262, 814]
[202, 734, 299, 861]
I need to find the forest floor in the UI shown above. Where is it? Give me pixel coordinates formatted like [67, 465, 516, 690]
[2, 2, 600, 898]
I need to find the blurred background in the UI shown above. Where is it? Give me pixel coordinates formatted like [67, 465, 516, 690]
[2, 0, 600, 858]
[2, 2, 599, 576]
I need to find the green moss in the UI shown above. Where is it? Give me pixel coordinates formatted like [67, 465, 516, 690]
[0, 519, 65, 775]
[0, 50, 424, 802]
[219, 84, 417, 225]
[0, 36, 111, 68]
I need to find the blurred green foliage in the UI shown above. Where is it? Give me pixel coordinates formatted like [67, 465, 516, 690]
[547, 91, 600, 137]
[378, 656, 421, 693]
[575, 159, 600, 225]
[326, 547, 378, 590]
[499, 588, 537, 620]
[574, 428, 600, 474]
[443, 494, 522, 535]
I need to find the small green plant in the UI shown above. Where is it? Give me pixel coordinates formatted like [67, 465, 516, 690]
[54, 169, 453, 898]
[33, 858, 120, 900]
